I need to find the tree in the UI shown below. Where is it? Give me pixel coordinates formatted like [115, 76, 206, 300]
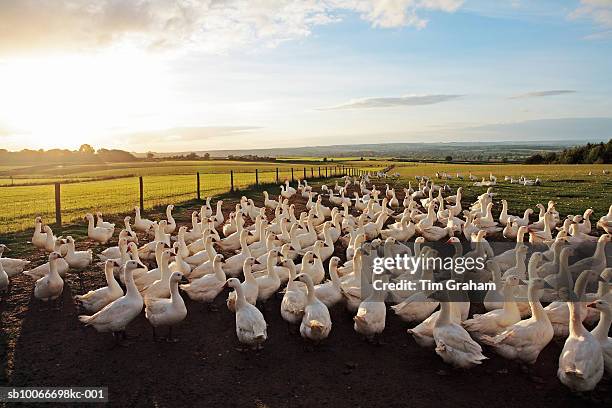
[79, 144, 95, 154]
[445, 155, 452, 162]
[146, 152, 155, 160]
[203, 153, 210, 160]
[323, 157, 328, 162]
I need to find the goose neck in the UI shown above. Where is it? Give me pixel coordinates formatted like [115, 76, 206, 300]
[591, 306, 611, 341]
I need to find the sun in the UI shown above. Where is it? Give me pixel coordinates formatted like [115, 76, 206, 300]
[0, 50, 172, 150]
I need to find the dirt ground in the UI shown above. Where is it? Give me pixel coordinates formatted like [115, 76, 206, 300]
[1, 181, 611, 408]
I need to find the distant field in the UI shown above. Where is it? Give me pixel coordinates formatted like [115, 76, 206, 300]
[0, 160, 380, 234]
[0, 159, 387, 178]
[390, 162, 612, 220]
[1, 159, 609, 235]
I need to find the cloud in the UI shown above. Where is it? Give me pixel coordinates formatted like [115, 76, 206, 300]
[509, 90, 576, 99]
[0, 0, 464, 55]
[125, 126, 261, 144]
[319, 94, 463, 110]
[570, 0, 612, 38]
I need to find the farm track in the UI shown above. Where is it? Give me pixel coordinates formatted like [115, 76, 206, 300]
[0, 178, 611, 407]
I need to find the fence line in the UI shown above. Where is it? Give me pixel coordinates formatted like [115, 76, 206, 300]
[0, 165, 376, 234]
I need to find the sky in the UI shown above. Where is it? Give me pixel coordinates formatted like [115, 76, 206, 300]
[0, 0, 611, 152]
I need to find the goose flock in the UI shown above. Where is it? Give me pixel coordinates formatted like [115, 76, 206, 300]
[1, 171, 611, 393]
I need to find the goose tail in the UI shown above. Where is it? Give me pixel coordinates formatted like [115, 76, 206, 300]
[78, 315, 92, 324]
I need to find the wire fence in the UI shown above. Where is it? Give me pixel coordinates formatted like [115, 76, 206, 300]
[0, 165, 377, 234]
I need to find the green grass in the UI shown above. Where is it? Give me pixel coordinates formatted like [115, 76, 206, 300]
[389, 162, 612, 219]
[0, 161, 380, 234]
[1, 159, 609, 235]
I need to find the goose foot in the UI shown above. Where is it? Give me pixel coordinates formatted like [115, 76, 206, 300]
[53, 296, 64, 311]
[286, 323, 298, 335]
[152, 327, 162, 342]
[165, 327, 179, 343]
[111, 332, 129, 348]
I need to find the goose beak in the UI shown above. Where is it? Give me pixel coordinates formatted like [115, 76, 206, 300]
[543, 282, 554, 290]
[137, 262, 146, 269]
[180, 276, 190, 285]
[597, 276, 606, 282]
[586, 302, 597, 309]
[517, 279, 527, 285]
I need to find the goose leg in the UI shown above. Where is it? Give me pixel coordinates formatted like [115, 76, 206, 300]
[54, 294, 64, 311]
[111, 332, 128, 349]
[166, 327, 179, 343]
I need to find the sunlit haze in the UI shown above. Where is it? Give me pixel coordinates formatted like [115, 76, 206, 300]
[0, 0, 611, 152]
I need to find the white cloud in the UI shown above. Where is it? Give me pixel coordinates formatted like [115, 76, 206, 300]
[0, 0, 464, 55]
[509, 90, 577, 99]
[319, 94, 463, 110]
[570, 0, 612, 37]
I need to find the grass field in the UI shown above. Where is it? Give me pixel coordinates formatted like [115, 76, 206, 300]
[0, 160, 380, 234]
[388, 162, 612, 219]
[0, 159, 610, 235]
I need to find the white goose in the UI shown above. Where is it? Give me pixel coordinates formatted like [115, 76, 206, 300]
[255, 250, 282, 303]
[33, 252, 64, 305]
[567, 233, 610, 278]
[280, 259, 308, 326]
[64, 236, 93, 269]
[23, 250, 70, 280]
[95, 212, 115, 230]
[314, 256, 344, 308]
[141, 249, 176, 300]
[596, 205, 612, 233]
[180, 254, 226, 304]
[133, 206, 154, 232]
[296, 273, 332, 343]
[98, 237, 128, 262]
[227, 278, 267, 349]
[121, 216, 139, 244]
[354, 280, 387, 341]
[164, 204, 176, 234]
[133, 243, 169, 290]
[75, 260, 123, 313]
[145, 272, 189, 342]
[223, 230, 252, 278]
[263, 191, 279, 209]
[226, 257, 260, 312]
[557, 281, 604, 392]
[428, 290, 487, 369]
[31, 217, 48, 249]
[169, 243, 192, 277]
[587, 299, 612, 374]
[78, 260, 144, 343]
[0, 260, 8, 295]
[0, 244, 30, 277]
[85, 213, 114, 244]
[480, 277, 554, 365]
[545, 268, 600, 337]
[463, 276, 523, 341]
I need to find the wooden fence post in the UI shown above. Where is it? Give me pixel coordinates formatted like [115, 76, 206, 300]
[318, 167, 321, 177]
[196, 172, 201, 200]
[276, 168, 279, 184]
[230, 170, 234, 192]
[54, 182, 61, 226]
[325, 167, 328, 177]
[303, 167, 306, 180]
[139, 176, 144, 212]
[291, 168, 294, 182]
[255, 168, 259, 185]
